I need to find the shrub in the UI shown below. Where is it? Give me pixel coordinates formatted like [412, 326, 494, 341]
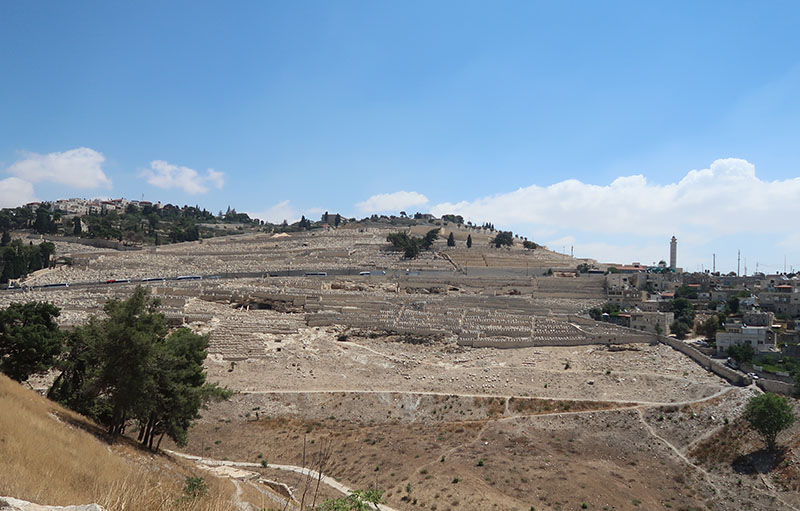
[183, 476, 208, 498]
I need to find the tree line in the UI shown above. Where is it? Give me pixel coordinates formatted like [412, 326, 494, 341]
[0, 238, 56, 284]
[0, 287, 228, 449]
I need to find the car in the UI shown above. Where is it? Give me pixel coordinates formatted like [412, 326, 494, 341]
[304, 272, 327, 277]
[747, 372, 760, 380]
[141, 277, 166, 282]
[176, 275, 202, 280]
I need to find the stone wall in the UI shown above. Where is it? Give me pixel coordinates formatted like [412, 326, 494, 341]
[657, 335, 750, 386]
[756, 378, 797, 396]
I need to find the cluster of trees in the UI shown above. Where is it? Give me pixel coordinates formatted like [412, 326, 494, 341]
[491, 231, 513, 248]
[0, 301, 63, 381]
[440, 214, 464, 224]
[0, 287, 226, 449]
[386, 229, 440, 259]
[0, 207, 39, 232]
[445, 232, 475, 248]
[669, 297, 696, 339]
[0, 239, 56, 284]
[321, 212, 342, 227]
[727, 343, 756, 364]
[0, 202, 262, 247]
[588, 302, 622, 321]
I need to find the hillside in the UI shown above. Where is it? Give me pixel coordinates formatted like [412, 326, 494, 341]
[0, 373, 235, 511]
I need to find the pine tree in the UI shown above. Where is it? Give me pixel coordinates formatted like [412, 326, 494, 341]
[466, 234, 472, 248]
[447, 232, 455, 247]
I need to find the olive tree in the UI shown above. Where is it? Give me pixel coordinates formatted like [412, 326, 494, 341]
[743, 393, 796, 452]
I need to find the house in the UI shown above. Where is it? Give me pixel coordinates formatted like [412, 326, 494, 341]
[607, 289, 645, 304]
[716, 323, 776, 356]
[629, 311, 673, 335]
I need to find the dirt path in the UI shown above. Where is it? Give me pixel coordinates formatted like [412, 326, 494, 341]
[168, 451, 399, 511]
[636, 407, 800, 511]
[239, 384, 732, 408]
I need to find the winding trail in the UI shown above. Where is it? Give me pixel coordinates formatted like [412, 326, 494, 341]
[171, 385, 749, 510]
[169, 450, 399, 511]
[238, 384, 731, 408]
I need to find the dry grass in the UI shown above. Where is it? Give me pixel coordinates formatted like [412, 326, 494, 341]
[0, 373, 235, 511]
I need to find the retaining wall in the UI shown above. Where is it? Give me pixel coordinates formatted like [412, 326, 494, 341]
[756, 379, 797, 396]
[657, 335, 750, 386]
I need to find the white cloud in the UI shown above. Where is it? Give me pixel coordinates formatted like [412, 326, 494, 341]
[356, 191, 429, 214]
[0, 177, 37, 208]
[7, 147, 111, 188]
[141, 160, 225, 194]
[248, 200, 301, 224]
[430, 158, 799, 238]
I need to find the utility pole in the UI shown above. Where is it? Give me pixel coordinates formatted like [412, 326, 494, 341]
[737, 250, 741, 277]
[712, 253, 715, 273]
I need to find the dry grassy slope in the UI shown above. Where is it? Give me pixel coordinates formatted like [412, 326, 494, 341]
[0, 373, 234, 511]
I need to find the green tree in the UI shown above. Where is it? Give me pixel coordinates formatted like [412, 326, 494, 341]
[670, 320, 691, 339]
[0, 231, 10, 246]
[727, 343, 755, 364]
[523, 240, 537, 250]
[447, 232, 455, 247]
[743, 393, 796, 452]
[137, 327, 211, 449]
[49, 287, 226, 447]
[33, 207, 57, 234]
[421, 228, 440, 250]
[675, 285, 698, 300]
[668, 297, 695, 339]
[97, 287, 168, 435]
[491, 231, 513, 248]
[72, 217, 82, 235]
[727, 296, 740, 315]
[466, 234, 472, 248]
[699, 315, 719, 341]
[0, 302, 62, 382]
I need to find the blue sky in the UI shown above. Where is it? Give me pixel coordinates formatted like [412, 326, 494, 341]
[2, 1, 800, 273]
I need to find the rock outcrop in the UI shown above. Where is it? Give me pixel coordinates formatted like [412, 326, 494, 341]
[0, 497, 105, 511]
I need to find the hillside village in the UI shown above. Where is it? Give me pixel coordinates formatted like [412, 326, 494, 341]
[0, 202, 798, 511]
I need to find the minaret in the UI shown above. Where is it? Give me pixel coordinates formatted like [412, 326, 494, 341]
[669, 236, 677, 270]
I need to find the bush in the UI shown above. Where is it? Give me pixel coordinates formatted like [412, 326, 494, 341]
[183, 476, 207, 498]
